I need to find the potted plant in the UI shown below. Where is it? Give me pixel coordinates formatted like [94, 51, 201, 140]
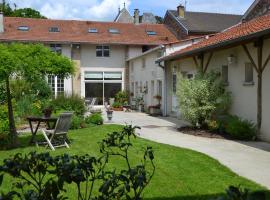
[148, 105, 161, 116]
[112, 102, 123, 111]
[41, 101, 54, 118]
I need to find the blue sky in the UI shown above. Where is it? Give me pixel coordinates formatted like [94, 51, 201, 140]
[10, 0, 254, 20]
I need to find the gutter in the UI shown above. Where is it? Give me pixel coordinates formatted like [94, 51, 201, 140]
[158, 27, 270, 62]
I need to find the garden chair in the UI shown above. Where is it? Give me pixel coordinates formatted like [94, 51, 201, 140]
[41, 112, 73, 151]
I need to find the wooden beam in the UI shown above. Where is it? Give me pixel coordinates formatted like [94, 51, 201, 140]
[192, 56, 199, 69]
[199, 53, 204, 72]
[257, 38, 263, 73]
[204, 52, 213, 73]
[242, 44, 259, 73]
[262, 53, 270, 72]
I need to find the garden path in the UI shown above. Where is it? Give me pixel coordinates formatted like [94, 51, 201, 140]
[104, 111, 270, 189]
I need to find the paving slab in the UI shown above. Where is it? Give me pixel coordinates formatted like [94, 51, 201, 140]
[103, 111, 270, 189]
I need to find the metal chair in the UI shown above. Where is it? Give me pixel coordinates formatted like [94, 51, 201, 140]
[41, 112, 73, 151]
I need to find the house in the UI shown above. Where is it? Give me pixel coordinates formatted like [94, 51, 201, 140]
[114, 6, 157, 24]
[0, 14, 177, 105]
[164, 5, 242, 40]
[157, 0, 270, 141]
[127, 3, 240, 114]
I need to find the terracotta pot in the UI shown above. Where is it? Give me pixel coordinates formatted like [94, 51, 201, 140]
[112, 107, 124, 111]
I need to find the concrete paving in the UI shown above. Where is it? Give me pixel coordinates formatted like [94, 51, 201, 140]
[103, 111, 270, 189]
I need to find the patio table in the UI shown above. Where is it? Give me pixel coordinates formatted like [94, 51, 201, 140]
[27, 116, 58, 144]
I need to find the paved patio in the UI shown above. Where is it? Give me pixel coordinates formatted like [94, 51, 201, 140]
[103, 111, 270, 189]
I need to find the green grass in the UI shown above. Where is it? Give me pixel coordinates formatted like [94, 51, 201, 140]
[0, 125, 268, 200]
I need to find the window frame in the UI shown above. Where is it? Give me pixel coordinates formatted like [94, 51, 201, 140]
[244, 62, 254, 85]
[96, 45, 110, 57]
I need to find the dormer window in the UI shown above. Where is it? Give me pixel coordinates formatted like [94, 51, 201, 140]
[88, 28, 98, 33]
[108, 28, 120, 34]
[49, 27, 60, 32]
[146, 31, 157, 36]
[17, 26, 29, 31]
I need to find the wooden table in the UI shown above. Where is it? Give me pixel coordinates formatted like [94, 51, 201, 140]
[27, 116, 58, 144]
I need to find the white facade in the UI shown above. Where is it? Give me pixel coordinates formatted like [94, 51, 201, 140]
[165, 39, 270, 142]
[128, 47, 165, 110]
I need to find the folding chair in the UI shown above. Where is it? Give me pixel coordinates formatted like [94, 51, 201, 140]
[41, 112, 73, 151]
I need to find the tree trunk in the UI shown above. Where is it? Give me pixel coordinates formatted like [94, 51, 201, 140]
[257, 72, 262, 135]
[6, 77, 18, 147]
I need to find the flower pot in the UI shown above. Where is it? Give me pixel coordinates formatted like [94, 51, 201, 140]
[42, 108, 52, 118]
[106, 110, 113, 121]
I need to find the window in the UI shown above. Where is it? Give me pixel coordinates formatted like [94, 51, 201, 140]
[57, 77, 65, 95]
[131, 82, 135, 95]
[157, 80, 162, 96]
[84, 71, 123, 105]
[96, 46, 110, 57]
[172, 73, 177, 94]
[47, 75, 64, 97]
[222, 65, 229, 84]
[17, 26, 29, 31]
[142, 58, 146, 69]
[245, 63, 254, 83]
[88, 28, 98, 33]
[130, 61, 134, 73]
[49, 27, 60, 32]
[146, 31, 157, 36]
[108, 28, 120, 34]
[145, 81, 148, 94]
[50, 44, 62, 55]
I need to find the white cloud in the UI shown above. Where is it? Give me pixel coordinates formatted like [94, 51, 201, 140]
[11, 0, 130, 20]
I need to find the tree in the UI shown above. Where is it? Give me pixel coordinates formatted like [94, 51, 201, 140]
[155, 16, 164, 24]
[0, 43, 74, 147]
[0, 1, 46, 19]
[11, 8, 46, 18]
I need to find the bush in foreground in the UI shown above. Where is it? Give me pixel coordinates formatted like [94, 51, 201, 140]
[0, 125, 155, 200]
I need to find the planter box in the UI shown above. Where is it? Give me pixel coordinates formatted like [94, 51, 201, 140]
[112, 107, 124, 111]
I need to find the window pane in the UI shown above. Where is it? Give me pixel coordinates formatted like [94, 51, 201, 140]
[222, 65, 228, 83]
[104, 72, 122, 80]
[57, 77, 64, 95]
[85, 83, 103, 105]
[104, 83, 122, 103]
[245, 63, 253, 82]
[85, 72, 103, 80]
[172, 74, 177, 93]
[103, 49, 110, 57]
[96, 50, 102, 57]
[48, 75, 55, 94]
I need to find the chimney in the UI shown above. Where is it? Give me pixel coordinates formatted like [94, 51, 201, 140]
[134, 9, 140, 25]
[177, 4, 185, 18]
[0, 12, 3, 33]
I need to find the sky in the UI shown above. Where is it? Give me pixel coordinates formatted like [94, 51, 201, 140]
[8, 0, 255, 21]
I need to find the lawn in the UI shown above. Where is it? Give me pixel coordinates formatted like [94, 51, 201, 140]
[0, 125, 268, 200]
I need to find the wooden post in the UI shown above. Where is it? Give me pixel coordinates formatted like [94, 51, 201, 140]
[257, 39, 263, 134]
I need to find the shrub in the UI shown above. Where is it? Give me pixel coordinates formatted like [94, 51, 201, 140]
[51, 94, 86, 116]
[225, 115, 256, 140]
[207, 120, 219, 132]
[0, 133, 10, 150]
[70, 115, 85, 130]
[85, 113, 103, 125]
[112, 101, 122, 108]
[115, 91, 129, 105]
[177, 71, 232, 127]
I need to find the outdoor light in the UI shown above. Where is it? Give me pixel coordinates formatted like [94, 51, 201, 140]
[227, 54, 236, 65]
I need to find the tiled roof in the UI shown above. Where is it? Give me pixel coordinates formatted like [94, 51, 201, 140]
[159, 14, 270, 61]
[0, 17, 178, 45]
[169, 10, 242, 33]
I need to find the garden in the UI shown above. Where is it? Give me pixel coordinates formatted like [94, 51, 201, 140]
[177, 71, 258, 141]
